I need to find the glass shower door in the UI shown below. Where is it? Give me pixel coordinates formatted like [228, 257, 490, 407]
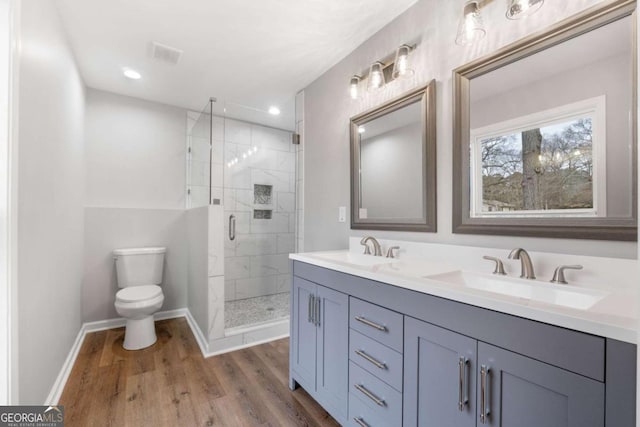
[222, 102, 298, 329]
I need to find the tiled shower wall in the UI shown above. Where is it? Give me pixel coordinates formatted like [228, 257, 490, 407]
[223, 119, 296, 301]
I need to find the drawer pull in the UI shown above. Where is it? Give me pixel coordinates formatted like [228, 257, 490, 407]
[355, 349, 387, 370]
[354, 383, 386, 407]
[353, 417, 369, 427]
[355, 316, 388, 332]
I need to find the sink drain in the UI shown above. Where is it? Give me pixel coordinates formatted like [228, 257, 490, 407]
[266, 307, 275, 311]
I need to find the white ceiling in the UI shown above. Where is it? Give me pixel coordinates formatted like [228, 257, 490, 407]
[55, 0, 418, 130]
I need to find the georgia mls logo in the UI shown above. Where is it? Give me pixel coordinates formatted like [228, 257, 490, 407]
[0, 405, 64, 427]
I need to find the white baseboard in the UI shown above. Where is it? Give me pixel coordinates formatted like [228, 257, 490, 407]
[206, 333, 289, 358]
[45, 308, 188, 405]
[183, 308, 209, 356]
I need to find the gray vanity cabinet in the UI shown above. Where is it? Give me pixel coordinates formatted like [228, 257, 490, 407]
[477, 342, 604, 427]
[404, 316, 604, 427]
[290, 261, 636, 427]
[404, 317, 477, 427]
[290, 276, 349, 424]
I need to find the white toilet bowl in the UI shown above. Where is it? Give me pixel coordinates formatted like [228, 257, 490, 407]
[115, 285, 164, 350]
[113, 246, 166, 350]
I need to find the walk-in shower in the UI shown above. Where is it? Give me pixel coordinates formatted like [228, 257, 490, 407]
[186, 97, 301, 352]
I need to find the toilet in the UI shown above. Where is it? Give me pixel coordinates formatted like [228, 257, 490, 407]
[113, 247, 166, 350]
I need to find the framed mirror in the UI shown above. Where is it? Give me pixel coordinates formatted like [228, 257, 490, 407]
[453, 0, 637, 241]
[351, 80, 437, 232]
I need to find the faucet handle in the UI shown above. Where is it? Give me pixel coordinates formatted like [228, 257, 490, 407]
[360, 237, 372, 255]
[550, 265, 583, 285]
[483, 256, 507, 275]
[386, 246, 400, 258]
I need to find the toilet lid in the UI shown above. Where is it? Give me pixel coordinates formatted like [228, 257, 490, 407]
[116, 285, 163, 303]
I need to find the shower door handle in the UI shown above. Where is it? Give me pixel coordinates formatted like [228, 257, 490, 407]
[229, 214, 236, 241]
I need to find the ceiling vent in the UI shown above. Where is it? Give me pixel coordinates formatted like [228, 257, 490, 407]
[150, 41, 183, 65]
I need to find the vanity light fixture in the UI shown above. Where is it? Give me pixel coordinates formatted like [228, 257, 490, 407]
[506, 0, 544, 19]
[358, 126, 366, 134]
[367, 62, 386, 92]
[455, 0, 486, 46]
[349, 44, 417, 98]
[392, 44, 415, 79]
[123, 68, 142, 80]
[350, 75, 362, 100]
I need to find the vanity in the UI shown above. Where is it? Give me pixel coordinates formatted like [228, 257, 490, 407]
[288, 246, 637, 427]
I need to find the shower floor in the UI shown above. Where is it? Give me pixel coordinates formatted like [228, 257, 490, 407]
[225, 292, 290, 330]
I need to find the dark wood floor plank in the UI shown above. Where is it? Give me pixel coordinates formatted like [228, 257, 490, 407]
[60, 317, 338, 427]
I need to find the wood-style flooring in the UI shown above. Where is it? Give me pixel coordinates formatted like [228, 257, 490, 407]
[59, 318, 340, 426]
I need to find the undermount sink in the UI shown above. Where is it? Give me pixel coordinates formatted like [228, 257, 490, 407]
[424, 271, 608, 310]
[312, 252, 396, 267]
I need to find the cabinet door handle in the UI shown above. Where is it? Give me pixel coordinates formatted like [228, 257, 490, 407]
[480, 365, 491, 424]
[315, 296, 321, 327]
[458, 356, 469, 411]
[307, 294, 314, 323]
[353, 417, 370, 427]
[354, 316, 387, 332]
[355, 349, 387, 370]
[228, 214, 236, 241]
[354, 383, 386, 407]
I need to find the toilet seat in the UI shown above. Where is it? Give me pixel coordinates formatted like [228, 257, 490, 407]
[116, 285, 162, 303]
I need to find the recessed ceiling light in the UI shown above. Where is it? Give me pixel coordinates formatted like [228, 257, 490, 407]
[123, 68, 142, 80]
[268, 106, 281, 116]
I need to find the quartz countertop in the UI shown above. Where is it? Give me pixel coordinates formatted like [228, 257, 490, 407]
[290, 250, 638, 344]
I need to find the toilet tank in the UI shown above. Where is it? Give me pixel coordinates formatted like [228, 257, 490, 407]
[113, 247, 166, 288]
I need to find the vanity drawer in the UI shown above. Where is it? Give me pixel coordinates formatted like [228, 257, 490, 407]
[349, 362, 402, 426]
[348, 391, 390, 427]
[350, 297, 403, 352]
[349, 329, 403, 391]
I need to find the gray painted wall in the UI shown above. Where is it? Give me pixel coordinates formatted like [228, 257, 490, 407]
[82, 91, 190, 323]
[85, 88, 187, 210]
[17, 0, 85, 403]
[82, 207, 187, 322]
[303, 0, 636, 259]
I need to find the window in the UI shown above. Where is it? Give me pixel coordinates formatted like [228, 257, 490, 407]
[469, 96, 606, 218]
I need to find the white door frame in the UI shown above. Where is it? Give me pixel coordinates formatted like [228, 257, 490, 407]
[0, 0, 19, 405]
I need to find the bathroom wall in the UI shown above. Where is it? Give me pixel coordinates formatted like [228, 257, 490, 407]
[302, 0, 637, 259]
[82, 90, 190, 323]
[85, 88, 186, 209]
[223, 119, 296, 301]
[16, 0, 85, 403]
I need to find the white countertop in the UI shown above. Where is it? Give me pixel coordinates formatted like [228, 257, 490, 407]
[290, 250, 638, 344]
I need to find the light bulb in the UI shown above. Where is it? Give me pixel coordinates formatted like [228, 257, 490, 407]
[268, 106, 280, 115]
[392, 45, 414, 79]
[367, 62, 386, 92]
[350, 75, 361, 100]
[358, 126, 366, 134]
[455, 1, 486, 46]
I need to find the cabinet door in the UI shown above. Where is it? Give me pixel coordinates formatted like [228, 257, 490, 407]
[291, 277, 317, 390]
[477, 342, 604, 427]
[316, 284, 349, 422]
[404, 317, 477, 427]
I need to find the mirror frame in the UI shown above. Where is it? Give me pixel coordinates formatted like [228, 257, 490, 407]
[452, 0, 637, 241]
[350, 80, 437, 232]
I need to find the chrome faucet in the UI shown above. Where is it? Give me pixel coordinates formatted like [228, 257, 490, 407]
[508, 248, 536, 279]
[360, 236, 383, 256]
